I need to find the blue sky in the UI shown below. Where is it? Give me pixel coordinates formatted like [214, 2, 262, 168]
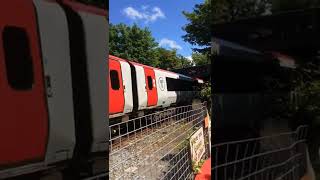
[109, 0, 204, 59]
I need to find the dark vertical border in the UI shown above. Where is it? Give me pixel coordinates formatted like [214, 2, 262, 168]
[105, 0, 109, 177]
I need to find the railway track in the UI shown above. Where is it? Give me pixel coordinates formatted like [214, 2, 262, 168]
[109, 104, 204, 152]
[109, 115, 177, 152]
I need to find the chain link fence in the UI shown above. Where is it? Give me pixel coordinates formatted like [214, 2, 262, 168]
[83, 104, 310, 180]
[212, 125, 308, 180]
[108, 102, 210, 180]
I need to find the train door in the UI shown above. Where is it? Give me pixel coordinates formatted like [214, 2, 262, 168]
[0, 1, 48, 168]
[62, 0, 108, 156]
[109, 59, 125, 114]
[144, 67, 158, 107]
[33, 0, 75, 164]
[119, 60, 133, 114]
[133, 64, 148, 110]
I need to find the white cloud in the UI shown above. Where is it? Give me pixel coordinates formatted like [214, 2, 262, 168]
[149, 7, 165, 22]
[123, 6, 165, 23]
[159, 38, 182, 50]
[123, 7, 143, 20]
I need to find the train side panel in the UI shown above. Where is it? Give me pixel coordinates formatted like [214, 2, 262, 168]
[0, 0, 48, 170]
[109, 59, 125, 114]
[134, 64, 148, 110]
[119, 61, 134, 114]
[154, 70, 178, 107]
[75, 8, 108, 153]
[143, 67, 158, 107]
[33, 0, 76, 165]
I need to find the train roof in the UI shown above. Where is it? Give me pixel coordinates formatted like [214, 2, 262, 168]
[62, 0, 107, 16]
[109, 55, 204, 83]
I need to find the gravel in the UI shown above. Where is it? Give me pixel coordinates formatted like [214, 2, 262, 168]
[109, 120, 193, 180]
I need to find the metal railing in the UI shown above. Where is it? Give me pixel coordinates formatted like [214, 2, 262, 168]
[212, 125, 308, 180]
[83, 105, 309, 180]
[109, 103, 210, 180]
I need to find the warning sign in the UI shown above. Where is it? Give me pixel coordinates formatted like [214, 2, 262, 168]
[190, 127, 205, 165]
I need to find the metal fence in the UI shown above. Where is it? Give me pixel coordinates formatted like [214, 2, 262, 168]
[108, 102, 210, 180]
[212, 125, 309, 180]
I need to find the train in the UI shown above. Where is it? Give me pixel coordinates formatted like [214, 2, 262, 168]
[108, 55, 204, 121]
[0, 1, 203, 179]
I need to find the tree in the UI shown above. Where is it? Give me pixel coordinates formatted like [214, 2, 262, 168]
[110, 23, 192, 70]
[191, 52, 210, 66]
[182, 0, 212, 53]
[216, 0, 271, 22]
[154, 48, 192, 70]
[177, 54, 193, 68]
[183, 0, 271, 53]
[272, 0, 320, 13]
[109, 23, 159, 66]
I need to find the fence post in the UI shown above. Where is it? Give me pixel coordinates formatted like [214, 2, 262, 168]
[207, 110, 211, 156]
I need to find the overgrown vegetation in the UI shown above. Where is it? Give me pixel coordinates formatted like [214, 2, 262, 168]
[192, 159, 205, 174]
[200, 82, 212, 114]
[290, 59, 320, 170]
[109, 23, 192, 70]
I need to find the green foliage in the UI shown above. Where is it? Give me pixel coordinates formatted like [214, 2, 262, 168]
[183, 0, 269, 65]
[109, 23, 192, 69]
[200, 82, 212, 113]
[178, 54, 194, 68]
[192, 159, 205, 174]
[109, 23, 159, 66]
[291, 59, 320, 113]
[200, 82, 211, 102]
[210, 0, 271, 24]
[286, 60, 320, 168]
[183, 0, 270, 53]
[177, 138, 189, 151]
[293, 73, 320, 121]
[272, 0, 320, 13]
[182, 0, 212, 53]
[192, 52, 210, 66]
[155, 48, 193, 70]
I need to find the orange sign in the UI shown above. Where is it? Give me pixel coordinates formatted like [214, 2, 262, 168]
[205, 116, 209, 128]
[204, 112, 210, 128]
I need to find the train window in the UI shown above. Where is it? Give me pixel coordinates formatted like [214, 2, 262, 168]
[3, 26, 34, 90]
[166, 77, 195, 91]
[147, 76, 153, 90]
[110, 70, 120, 90]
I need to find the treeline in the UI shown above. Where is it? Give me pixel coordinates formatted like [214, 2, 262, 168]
[109, 23, 208, 70]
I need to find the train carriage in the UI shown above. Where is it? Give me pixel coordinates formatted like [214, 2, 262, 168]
[108, 55, 204, 119]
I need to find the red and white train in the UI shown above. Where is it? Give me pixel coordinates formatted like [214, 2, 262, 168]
[0, 0, 203, 179]
[108, 55, 204, 121]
